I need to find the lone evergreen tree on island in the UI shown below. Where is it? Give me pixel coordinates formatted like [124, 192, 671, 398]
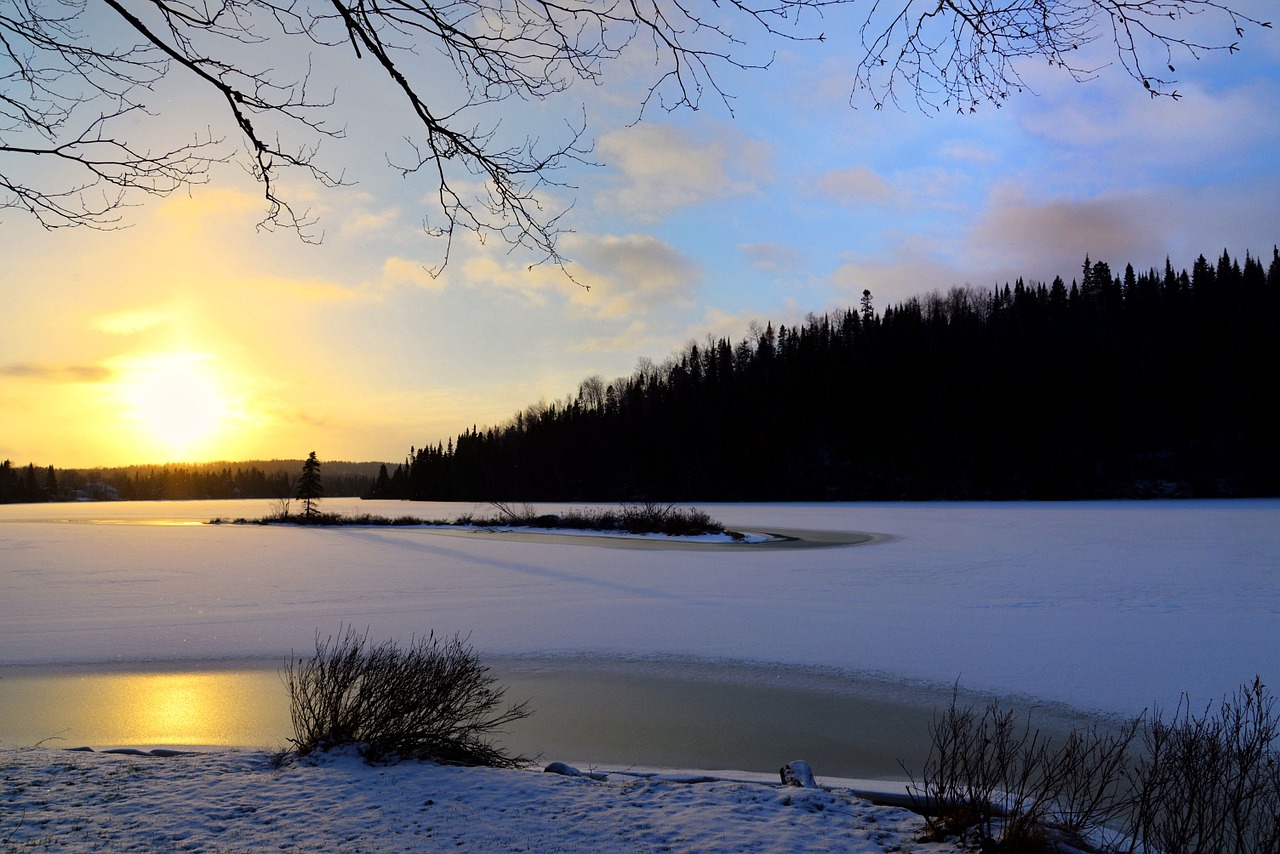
[296, 453, 323, 519]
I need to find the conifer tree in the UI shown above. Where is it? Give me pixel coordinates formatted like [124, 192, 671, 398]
[296, 453, 324, 519]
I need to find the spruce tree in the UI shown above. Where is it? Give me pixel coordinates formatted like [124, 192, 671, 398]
[296, 452, 324, 519]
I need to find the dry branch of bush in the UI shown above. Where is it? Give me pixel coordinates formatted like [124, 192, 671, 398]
[486, 500, 729, 537]
[907, 678, 1280, 853]
[906, 689, 1136, 850]
[284, 627, 531, 767]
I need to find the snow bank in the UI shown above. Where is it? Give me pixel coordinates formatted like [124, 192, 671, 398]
[0, 747, 958, 852]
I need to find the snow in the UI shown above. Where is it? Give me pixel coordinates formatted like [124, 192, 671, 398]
[1, 498, 1276, 851]
[1, 747, 957, 851]
[432, 524, 776, 544]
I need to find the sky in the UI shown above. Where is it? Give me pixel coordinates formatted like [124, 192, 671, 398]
[2, 0, 1278, 468]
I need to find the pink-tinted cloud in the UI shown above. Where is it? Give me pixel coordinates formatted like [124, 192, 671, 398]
[813, 165, 893, 205]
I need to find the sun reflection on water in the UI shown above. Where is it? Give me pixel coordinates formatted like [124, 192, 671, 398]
[117, 673, 226, 744]
[0, 665, 290, 749]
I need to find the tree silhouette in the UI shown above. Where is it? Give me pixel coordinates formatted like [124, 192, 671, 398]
[2, 0, 1269, 264]
[393, 247, 1280, 501]
[295, 452, 324, 518]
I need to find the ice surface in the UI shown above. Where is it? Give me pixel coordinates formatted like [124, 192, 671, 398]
[2, 498, 1277, 715]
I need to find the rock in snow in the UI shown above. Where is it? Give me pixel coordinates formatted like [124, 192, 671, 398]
[780, 759, 818, 788]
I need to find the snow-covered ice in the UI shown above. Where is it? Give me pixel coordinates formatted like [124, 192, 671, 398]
[2, 498, 1276, 713]
[1, 498, 1276, 851]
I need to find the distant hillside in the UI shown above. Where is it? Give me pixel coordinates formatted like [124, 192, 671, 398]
[378, 248, 1280, 501]
[199, 459, 390, 479]
[2, 458, 389, 503]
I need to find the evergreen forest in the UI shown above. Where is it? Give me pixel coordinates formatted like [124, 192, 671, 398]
[374, 248, 1280, 502]
[0, 460, 380, 503]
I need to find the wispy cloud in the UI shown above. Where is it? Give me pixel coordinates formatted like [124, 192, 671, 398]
[1012, 64, 1280, 194]
[91, 308, 177, 335]
[571, 319, 660, 355]
[1, 363, 113, 382]
[235, 273, 365, 302]
[813, 165, 893, 205]
[339, 205, 403, 238]
[938, 140, 1000, 163]
[739, 242, 810, 273]
[380, 257, 446, 291]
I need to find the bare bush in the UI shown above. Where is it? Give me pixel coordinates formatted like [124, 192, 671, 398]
[481, 501, 727, 536]
[1043, 720, 1140, 844]
[907, 690, 1136, 850]
[1120, 677, 1280, 854]
[620, 502, 725, 536]
[488, 501, 538, 525]
[907, 679, 1280, 852]
[284, 627, 531, 767]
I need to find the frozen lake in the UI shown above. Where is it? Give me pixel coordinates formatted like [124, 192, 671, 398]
[2, 498, 1277, 775]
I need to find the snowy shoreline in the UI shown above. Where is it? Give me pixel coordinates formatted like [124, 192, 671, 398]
[0, 745, 958, 852]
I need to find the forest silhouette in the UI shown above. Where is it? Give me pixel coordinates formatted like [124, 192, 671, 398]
[372, 248, 1279, 502]
[0, 460, 380, 503]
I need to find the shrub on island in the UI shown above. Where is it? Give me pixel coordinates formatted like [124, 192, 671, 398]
[213, 501, 739, 538]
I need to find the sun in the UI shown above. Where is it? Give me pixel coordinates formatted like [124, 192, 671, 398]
[116, 353, 231, 460]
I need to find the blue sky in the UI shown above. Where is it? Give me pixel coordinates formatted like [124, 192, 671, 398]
[2, 0, 1278, 467]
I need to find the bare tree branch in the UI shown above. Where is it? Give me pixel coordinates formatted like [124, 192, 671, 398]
[0, 0, 1270, 261]
[851, 0, 1272, 113]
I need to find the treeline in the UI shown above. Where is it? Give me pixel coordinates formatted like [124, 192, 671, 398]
[377, 248, 1280, 501]
[1, 459, 382, 503]
[0, 460, 57, 503]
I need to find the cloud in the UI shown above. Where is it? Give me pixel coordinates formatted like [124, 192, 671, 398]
[829, 248, 976, 310]
[595, 123, 769, 219]
[234, 273, 364, 302]
[1, 363, 113, 382]
[156, 186, 262, 229]
[938, 141, 1000, 164]
[91, 308, 177, 335]
[1012, 63, 1280, 184]
[560, 233, 703, 318]
[971, 177, 1280, 283]
[967, 185, 1166, 275]
[813, 165, 893, 205]
[339, 205, 403, 238]
[458, 231, 702, 320]
[828, 170, 1280, 309]
[458, 254, 567, 307]
[571, 319, 660, 354]
[277, 408, 335, 430]
[740, 242, 810, 273]
[380, 257, 446, 290]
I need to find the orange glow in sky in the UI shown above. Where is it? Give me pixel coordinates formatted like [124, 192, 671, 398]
[112, 353, 234, 461]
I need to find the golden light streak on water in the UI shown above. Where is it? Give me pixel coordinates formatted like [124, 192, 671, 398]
[0, 664, 290, 749]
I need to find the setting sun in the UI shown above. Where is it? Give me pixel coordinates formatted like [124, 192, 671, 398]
[115, 353, 232, 460]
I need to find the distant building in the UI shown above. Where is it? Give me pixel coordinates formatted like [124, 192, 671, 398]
[76, 482, 120, 501]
